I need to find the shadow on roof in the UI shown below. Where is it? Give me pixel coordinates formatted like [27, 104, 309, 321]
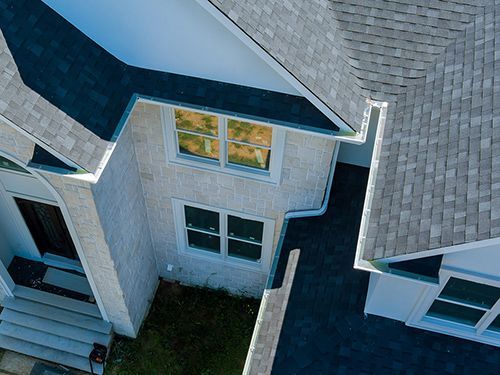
[0, 0, 338, 142]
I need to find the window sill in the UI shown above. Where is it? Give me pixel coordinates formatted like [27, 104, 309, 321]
[180, 247, 269, 274]
[167, 155, 281, 185]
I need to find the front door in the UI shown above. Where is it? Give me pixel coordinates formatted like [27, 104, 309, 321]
[15, 197, 79, 261]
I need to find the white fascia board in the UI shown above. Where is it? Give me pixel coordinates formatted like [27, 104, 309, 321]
[377, 236, 500, 264]
[194, 0, 359, 136]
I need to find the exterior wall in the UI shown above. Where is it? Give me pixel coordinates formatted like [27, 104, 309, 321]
[42, 0, 298, 95]
[0, 118, 139, 337]
[91, 124, 159, 335]
[442, 245, 500, 278]
[365, 244, 500, 324]
[364, 272, 427, 321]
[129, 102, 335, 297]
[337, 106, 379, 168]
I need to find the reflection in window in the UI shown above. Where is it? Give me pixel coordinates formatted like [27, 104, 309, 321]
[0, 155, 29, 174]
[227, 120, 272, 171]
[175, 109, 219, 160]
[170, 108, 277, 174]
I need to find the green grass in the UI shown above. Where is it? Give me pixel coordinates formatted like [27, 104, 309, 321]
[105, 281, 259, 375]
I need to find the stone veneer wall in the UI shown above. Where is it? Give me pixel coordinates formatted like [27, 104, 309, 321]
[0, 118, 144, 337]
[91, 124, 159, 335]
[129, 102, 335, 297]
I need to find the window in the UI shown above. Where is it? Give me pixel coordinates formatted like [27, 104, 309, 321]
[0, 155, 29, 174]
[425, 277, 500, 327]
[173, 199, 274, 271]
[163, 106, 285, 183]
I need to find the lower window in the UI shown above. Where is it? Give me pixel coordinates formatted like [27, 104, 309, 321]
[422, 275, 500, 338]
[173, 199, 274, 270]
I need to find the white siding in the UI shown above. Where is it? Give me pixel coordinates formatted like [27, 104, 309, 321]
[364, 273, 427, 322]
[42, 0, 299, 95]
[442, 245, 500, 278]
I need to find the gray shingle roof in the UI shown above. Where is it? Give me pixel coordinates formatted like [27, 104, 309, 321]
[363, 2, 500, 259]
[208, 0, 498, 258]
[208, 0, 488, 131]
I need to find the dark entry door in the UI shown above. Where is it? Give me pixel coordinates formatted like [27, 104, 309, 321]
[15, 197, 79, 260]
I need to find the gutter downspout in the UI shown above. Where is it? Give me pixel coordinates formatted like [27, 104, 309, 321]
[243, 139, 341, 374]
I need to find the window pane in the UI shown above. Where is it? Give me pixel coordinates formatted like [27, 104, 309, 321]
[227, 119, 272, 147]
[0, 155, 29, 173]
[488, 315, 500, 333]
[439, 277, 500, 309]
[228, 239, 262, 262]
[177, 132, 219, 160]
[426, 300, 485, 326]
[175, 109, 218, 136]
[228, 215, 263, 243]
[187, 230, 220, 253]
[227, 142, 270, 170]
[184, 206, 219, 233]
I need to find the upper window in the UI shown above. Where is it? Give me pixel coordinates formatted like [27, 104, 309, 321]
[173, 199, 274, 271]
[163, 107, 285, 183]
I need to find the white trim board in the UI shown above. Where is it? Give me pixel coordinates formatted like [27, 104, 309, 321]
[376, 236, 500, 264]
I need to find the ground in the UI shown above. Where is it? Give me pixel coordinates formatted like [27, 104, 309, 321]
[106, 281, 259, 375]
[269, 163, 500, 374]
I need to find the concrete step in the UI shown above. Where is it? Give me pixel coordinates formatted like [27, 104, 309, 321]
[0, 309, 111, 346]
[2, 298, 112, 334]
[0, 334, 103, 374]
[13, 285, 101, 318]
[0, 321, 92, 357]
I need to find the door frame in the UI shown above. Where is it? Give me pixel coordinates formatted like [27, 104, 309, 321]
[0, 151, 109, 321]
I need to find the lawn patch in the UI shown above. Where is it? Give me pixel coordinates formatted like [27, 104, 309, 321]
[106, 281, 259, 374]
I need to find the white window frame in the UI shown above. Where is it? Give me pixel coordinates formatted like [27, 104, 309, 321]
[172, 198, 274, 273]
[161, 105, 285, 184]
[407, 266, 500, 346]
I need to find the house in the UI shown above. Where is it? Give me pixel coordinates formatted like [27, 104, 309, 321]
[0, 0, 497, 373]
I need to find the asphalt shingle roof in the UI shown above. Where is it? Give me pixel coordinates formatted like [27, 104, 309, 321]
[259, 163, 500, 374]
[364, 2, 500, 259]
[0, 1, 498, 258]
[208, 0, 488, 131]
[210, 0, 499, 258]
[0, 0, 335, 173]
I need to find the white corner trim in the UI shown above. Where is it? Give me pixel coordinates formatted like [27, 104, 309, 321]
[353, 101, 388, 271]
[194, 0, 355, 134]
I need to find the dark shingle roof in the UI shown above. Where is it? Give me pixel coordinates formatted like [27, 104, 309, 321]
[0, 0, 336, 173]
[250, 163, 500, 373]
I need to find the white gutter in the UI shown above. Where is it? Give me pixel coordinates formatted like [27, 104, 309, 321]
[353, 101, 388, 272]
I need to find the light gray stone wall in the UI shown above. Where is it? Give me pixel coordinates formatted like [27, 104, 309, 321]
[0, 118, 141, 337]
[129, 102, 335, 297]
[91, 124, 158, 334]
